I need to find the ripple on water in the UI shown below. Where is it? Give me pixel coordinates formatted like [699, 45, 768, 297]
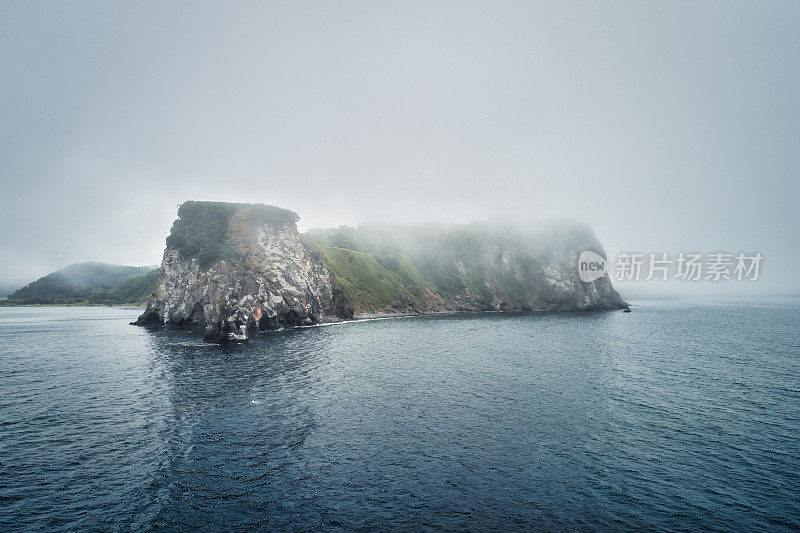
[0, 301, 799, 530]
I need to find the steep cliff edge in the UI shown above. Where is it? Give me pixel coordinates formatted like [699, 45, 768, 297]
[135, 201, 333, 343]
[136, 202, 626, 343]
[305, 220, 626, 317]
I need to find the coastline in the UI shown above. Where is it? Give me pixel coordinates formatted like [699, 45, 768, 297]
[306, 305, 629, 329]
[132, 306, 629, 341]
[0, 302, 147, 309]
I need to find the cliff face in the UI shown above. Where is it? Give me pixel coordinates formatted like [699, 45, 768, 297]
[137, 202, 626, 343]
[306, 220, 626, 317]
[136, 202, 333, 343]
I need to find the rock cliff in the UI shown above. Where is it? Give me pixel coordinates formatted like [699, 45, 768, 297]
[137, 202, 626, 343]
[305, 220, 627, 317]
[136, 202, 333, 343]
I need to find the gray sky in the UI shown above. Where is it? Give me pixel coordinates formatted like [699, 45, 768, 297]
[1, 0, 798, 297]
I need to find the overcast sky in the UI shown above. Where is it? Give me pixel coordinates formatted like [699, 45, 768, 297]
[1, 1, 798, 297]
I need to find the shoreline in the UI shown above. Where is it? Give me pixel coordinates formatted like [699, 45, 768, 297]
[132, 306, 630, 343]
[0, 303, 147, 309]
[298, 305, 629, 330]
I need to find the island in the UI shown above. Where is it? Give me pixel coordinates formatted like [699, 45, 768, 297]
[135, 201, 627, 343]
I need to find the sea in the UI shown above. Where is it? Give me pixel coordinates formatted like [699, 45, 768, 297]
[1, 300, 798, 531]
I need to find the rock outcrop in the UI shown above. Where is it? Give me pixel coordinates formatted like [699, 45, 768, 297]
[136, 202, 627, 343]
[136, 202, 333, 343]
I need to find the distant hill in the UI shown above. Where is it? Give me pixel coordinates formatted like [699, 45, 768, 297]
[0, 283, 17, 299]
[6, 262, 159, 305]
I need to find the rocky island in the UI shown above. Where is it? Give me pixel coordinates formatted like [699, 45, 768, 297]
[135, 201, 626, 343]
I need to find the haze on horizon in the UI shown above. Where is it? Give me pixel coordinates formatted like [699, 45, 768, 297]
[1, 1, 798, 298]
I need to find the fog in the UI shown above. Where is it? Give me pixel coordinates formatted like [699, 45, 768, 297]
[1, 1, 798, 298]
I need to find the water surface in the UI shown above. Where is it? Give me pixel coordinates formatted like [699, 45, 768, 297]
[1, 301, 799, 530]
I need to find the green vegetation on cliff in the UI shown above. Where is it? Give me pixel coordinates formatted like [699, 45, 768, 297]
[166, 201, 299, 268]
[303, 238, 428, 315]
[303, 219, 619, 315]
[5, 262, 158, 305]
[110, 268, 160, 304]
[303, 224, 514, 312]
[166, 202, 238, 268]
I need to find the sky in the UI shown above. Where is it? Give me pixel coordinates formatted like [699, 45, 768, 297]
[1, 0, 798, 297]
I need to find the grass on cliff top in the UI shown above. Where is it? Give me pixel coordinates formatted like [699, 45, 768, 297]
[306, 225, 502, 306]
[303, 238, 429, 313]
[166, 201, 298, 268]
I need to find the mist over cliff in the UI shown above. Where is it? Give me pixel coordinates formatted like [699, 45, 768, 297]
[2, 2, 798, 299]
[137, 202, 625, 343]
[305, 218, 624, 316]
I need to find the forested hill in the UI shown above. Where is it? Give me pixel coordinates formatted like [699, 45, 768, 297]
[6, 262, 158, 305]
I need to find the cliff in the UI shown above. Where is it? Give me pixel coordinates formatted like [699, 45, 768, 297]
[135, 202, 333, 342]
[305, 220, 626, 317]
[136, 202, 626, 343]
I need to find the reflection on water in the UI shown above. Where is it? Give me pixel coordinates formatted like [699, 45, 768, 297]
[142, 327, 333, 529]
[1, 302, 799, 530]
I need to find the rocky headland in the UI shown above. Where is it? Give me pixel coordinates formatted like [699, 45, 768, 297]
[136, 201, 627, 343]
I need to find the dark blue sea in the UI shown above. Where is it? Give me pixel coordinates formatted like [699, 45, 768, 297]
[1, 300, 799, 531]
